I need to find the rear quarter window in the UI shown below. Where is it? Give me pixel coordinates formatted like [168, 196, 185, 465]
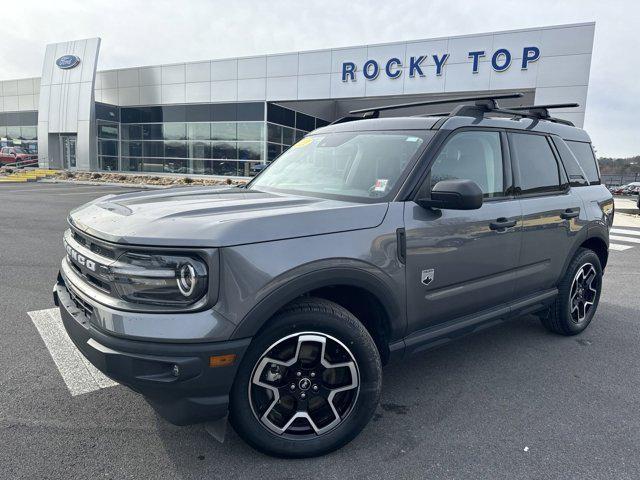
[566, 140, 600, 184]
[509, 133, 562, 195]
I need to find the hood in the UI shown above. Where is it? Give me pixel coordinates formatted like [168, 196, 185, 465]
[69, 186, 389, 247]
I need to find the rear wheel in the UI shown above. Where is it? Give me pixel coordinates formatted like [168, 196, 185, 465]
[541, 248, 603, 335]
[229, 298, 381, 458]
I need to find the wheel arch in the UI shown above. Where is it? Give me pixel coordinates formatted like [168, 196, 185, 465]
[561, 226, 609, 280]
[230, 266, 404, 364]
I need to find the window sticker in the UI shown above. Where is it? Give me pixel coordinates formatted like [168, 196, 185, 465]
[406, 136, 421, 142]
[373, 179, 389, 192]
[292, 137, 313, 148]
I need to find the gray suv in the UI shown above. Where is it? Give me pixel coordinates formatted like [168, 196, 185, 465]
[54, 94, 613, 457]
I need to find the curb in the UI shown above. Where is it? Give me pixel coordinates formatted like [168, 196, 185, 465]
[39, 179, 171, 189]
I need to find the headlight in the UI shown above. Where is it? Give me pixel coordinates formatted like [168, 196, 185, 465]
[108, 252, 208, 307]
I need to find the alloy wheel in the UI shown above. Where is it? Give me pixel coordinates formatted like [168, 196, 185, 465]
[248, 332, 360, 438]
[569, 263, 598, 323]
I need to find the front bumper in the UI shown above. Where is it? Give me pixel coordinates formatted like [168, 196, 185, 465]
[54, 277, 251, 425]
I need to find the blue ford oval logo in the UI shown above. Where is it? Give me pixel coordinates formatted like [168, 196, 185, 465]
[56, 55, 81, 69]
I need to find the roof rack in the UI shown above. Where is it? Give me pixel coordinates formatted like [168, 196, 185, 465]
[348, 93, 523, 117]
[328, 93, 578, 127]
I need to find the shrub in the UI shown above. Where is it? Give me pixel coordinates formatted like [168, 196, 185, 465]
[91, 173, 102, 179]
[226, 178, 232, 185]
[117, 174, 127, 181]
[183, 177, 193, 184]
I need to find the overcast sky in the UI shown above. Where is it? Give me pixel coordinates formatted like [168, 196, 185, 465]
[2, 0, 639, 157]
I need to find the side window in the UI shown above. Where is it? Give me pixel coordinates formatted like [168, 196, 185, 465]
[430, 131, 504, 198]
[551, 137, 589, 187]
[510, 133, 561, 194]
[566, 140, 600, 184]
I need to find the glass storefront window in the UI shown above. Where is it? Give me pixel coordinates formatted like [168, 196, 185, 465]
[237, 122, 264, 141]
[210, 160, 239, 176]
[211, 122, 237, 141]
[211, 141, 237, 160]
[295, 129, 306, 142]
[267, 142, 282, 161]
[189, 141, 210, 159]
[122, 124, 142, 140]
[282, 127, 295, 146]
[121, 157, 143, 172]
[98, 140, 119, 157]
[267, 123, 282, 144]
[188, 123, 211, 140]
[6, 127, 20, 140]
[164, 123, 187, 140]
[20, 127, 37, 141]
[238, 142, 263, 161]
[165, 141, 188, 158]
[98, 123, 119, 139]
[142, 159, 164, 172]
[164, 158, 189, 174]
[143, 141, 164, 158]
[99, 156, 119, 171]
[143, 124, 163, 140]
[121, 141, 143, 157]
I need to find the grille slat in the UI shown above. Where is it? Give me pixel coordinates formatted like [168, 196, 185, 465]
[72, 229, 116, 259]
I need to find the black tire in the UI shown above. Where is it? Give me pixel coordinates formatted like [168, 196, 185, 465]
[540, 248, 603, 335]
[229, 297, 382, 458]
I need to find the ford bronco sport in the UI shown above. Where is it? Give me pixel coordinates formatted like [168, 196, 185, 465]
[55, 94, 613, 458]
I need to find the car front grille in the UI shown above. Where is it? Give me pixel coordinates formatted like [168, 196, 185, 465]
[72, 230, 116, 259]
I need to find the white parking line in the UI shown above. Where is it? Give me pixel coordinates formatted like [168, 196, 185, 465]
[609, 243, 633, 251]
[610, 228, 640, 237]
[610, 235, 640, 244]
[27, 308, 118, 396]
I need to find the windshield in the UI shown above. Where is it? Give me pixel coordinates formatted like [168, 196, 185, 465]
[13, 147, 27, 154]
[248, 131, 431, 201]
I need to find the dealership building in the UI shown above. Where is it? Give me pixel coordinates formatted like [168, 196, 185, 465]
[0, 22, 594, 176]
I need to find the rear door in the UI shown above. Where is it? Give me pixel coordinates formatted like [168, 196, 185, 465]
[404, 129, 522, 334]
[509, 132, 586, 298]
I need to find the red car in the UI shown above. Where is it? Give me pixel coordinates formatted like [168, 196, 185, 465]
[0, 146, 37, 165]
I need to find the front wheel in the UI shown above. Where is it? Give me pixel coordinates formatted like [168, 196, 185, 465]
[229, 298, 382, 458]
[541, 248, 603, 335]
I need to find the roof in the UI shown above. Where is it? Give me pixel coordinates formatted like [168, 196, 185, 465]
[314, 114, 591, 143]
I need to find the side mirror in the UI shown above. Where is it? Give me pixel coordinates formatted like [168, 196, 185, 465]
[416, 179, 483, 210]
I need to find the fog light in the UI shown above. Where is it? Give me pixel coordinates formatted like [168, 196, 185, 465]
[172, 364, 180, 377]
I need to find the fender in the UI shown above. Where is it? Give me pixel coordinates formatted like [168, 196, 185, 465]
[230, 262, 405, 341]
[559, 222, 609, 282]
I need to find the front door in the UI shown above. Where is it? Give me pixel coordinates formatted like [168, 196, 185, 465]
[404, 129, 522, 335]
[61, 135, 77, 169]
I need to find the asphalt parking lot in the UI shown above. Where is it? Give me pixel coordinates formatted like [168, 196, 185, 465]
[2, 182, 640, 479]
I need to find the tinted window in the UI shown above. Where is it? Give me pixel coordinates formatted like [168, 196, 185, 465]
[430, 131, 504, 198]
[551, 137, 588, 187]
[566, 141, 600, 184]
[510, 133, 560, 194]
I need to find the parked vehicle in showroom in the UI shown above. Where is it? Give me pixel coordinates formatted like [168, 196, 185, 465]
[0, 146, 37, 165]
[55, 93, 613, 458]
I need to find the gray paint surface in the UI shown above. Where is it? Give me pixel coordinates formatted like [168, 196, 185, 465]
[64, 114, 612, 349]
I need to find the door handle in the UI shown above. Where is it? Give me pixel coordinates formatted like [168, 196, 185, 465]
[489, 217, 517, 230]
[560, 208, 580, 220]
